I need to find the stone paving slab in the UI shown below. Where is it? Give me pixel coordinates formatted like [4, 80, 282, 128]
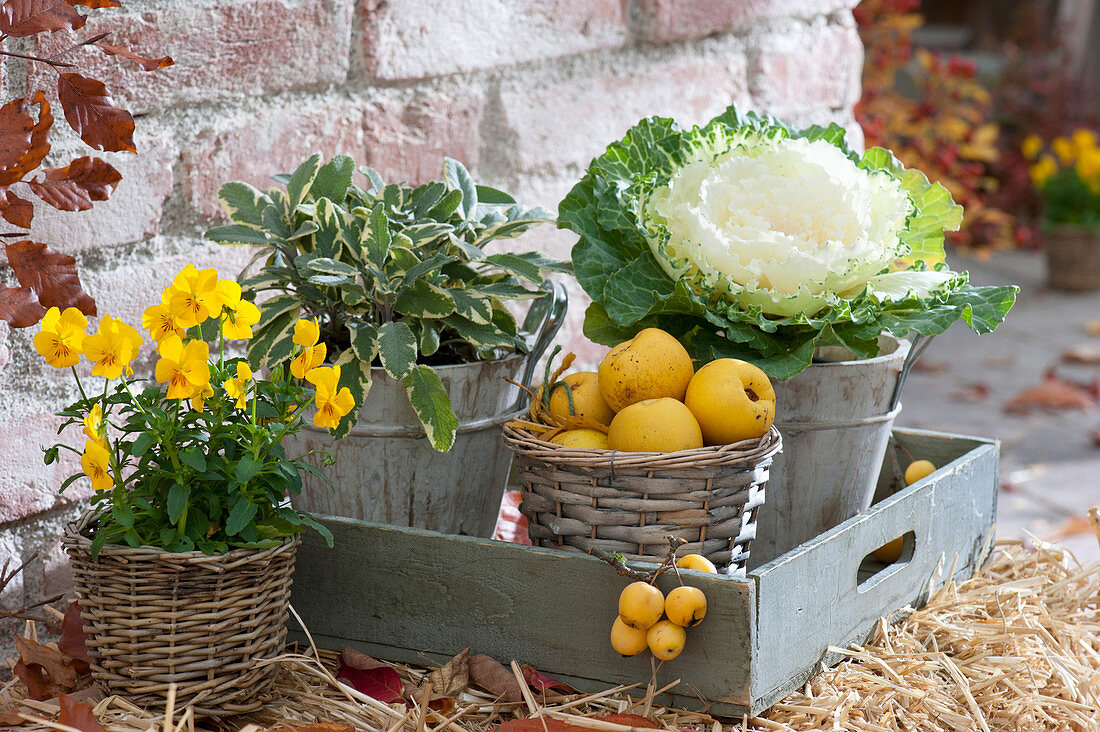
[895, 249, 1100, 563]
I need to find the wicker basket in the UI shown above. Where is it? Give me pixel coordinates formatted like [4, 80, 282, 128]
[502, 425, 782, 571]
[61, 510, 299, 717]
[1046, 225, 1100, 291]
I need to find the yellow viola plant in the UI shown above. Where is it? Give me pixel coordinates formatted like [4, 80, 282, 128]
[39, 264, 354, 558]
[1023, 129, 1100, 230]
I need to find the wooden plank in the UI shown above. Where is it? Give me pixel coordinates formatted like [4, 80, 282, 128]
[289, 517, 756, 710]
[749, 430, 998, 713]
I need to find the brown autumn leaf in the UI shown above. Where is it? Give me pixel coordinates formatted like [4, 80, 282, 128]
[13, 636, 80, 700]
[29, 155, 121, 211]
[467, 654, 523, 702]
[58, 601, 90, 675]
[0, 99, 34, 181]
[66, 0, 121, 7]
[96, 43, 174, 71]
[57, 72, 135, 153]
[0, 187, 34, 227]
[0, 285, 47, 327]
[6, 240, 96, 315]
[2, 91, 55, 189]
[58, 693, 105, 732]
[1085, 319, 1100, 336]
[1061, 343, 1100, 365]
[1047, 514, 1095, 541]
[1004, 371, 1095, 414]
[426, 647, 469, 697]
[339, 646, 390, 671]
[947, 382, 990, 403]
[0, 0, 87, 37]
[0, 705, 25, 725]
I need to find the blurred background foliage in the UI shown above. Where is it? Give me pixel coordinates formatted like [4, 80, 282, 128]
[855, 0, 1100, 255]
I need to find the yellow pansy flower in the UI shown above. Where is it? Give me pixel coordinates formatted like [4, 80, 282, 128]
[142, 295, 185, 342]
[154, 335, 211, 400]
[1072, 128, 1097, 153]
[1029, 155, 1058, 187]
[191, 382, 214, 412]
[1052, 137, 1075, 166]
[33, 307, 87, 368]
[293, 318, 320, 347]
[291, 342, 326, 379]
[167, 264, 221, 329]
[1021, 134, 1043, 160]
[83, 315, 143, 379]
[80, 439, 113, 492]
[224, 361, 253, 409]
[82, 403, 108, 450]
[221, 298, 260, 340]
[1076, 147, 1100, 184]
[306, 365, 354, 429]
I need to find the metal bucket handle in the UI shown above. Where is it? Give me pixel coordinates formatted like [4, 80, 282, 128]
[889, 334, 934, 412]
[509, 279, 568, 413]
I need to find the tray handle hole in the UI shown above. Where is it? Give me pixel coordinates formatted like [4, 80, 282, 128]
[857, 531, 916, 593]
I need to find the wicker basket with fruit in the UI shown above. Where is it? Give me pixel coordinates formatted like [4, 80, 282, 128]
[503, 328, 781, 571]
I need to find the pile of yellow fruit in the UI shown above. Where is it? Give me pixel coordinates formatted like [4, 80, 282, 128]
[610, 553, 716, 660]
[537, 328, 776, 452]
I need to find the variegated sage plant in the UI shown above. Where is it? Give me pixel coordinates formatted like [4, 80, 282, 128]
[206, 154, 565, 451]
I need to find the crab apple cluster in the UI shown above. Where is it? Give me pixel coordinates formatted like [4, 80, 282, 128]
[609, 554, 714, 661]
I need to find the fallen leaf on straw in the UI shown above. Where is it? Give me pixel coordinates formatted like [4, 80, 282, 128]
[57, 693, 105, 732]
[57, 601, 90, 676]
[336, 650, 404, 704]
[520, 665, 575, 697]
[468, 654, 524, 702]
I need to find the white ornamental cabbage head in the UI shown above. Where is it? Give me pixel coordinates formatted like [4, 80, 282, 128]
[645, 135, 927, 318]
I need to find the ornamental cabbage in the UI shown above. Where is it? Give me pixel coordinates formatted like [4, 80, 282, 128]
[559, 106, 1017, 379]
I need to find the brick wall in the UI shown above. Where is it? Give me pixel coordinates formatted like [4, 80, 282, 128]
[0, 0, 863, 637]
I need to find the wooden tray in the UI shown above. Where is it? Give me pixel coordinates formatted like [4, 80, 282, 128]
[288, 428, 998, 716]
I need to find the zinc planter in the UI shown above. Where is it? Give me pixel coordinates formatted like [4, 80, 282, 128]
[61, 510, 298, 717]
[749, 335, 911, 567]
[290, 282, 566, 537]
[290, 355, 527, 536]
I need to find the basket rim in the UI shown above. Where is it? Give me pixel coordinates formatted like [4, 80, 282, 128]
[502, 423, 781, 468]
[62, 507, 301, 563]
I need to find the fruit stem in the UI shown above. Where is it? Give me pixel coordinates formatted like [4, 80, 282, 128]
[588, 536, 687, 585]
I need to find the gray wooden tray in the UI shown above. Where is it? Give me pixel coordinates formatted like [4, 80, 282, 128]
[288, 428, 998, 717]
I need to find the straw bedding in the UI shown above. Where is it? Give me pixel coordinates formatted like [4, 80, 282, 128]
[4, 519, 1098, 732]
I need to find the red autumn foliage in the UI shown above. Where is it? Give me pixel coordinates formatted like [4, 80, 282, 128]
[336, 650, 404, 704]
[0, 0, 173, 327]
[519, 664, 574, 696]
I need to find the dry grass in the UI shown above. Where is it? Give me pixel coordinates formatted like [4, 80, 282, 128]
[4, 515, 1098, 732]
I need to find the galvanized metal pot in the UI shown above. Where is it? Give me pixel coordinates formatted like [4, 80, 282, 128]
[749, 335, 912, 568]
[289, 282, 566, 537]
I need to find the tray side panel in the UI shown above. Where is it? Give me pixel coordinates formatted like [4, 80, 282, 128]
[750, 437, 998, 713]
[290, 519, 755, 708]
